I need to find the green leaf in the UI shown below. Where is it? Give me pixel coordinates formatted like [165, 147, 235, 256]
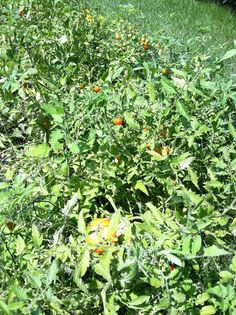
[124, 112, 139, 129]
[148, 81, 156, 101]
[50, 129, 64, 151]
[32, 224, 43, 247]
[77, 250, 90, 277]
[182, 236, 191, 255]
[16, 235, 25, 255]
[94, 251, 112, 281]
[160, 77, 177, 94]
[26, 144, 50, 158]
[47, 260, 59, 285]
[200, 305, 217, 315]
[24, 271, 42, 289]
[228, 122, 236, 140]
[191, 235, 202, 255]
[12, 287, 28, 301]
[128, 295, 150, 308]
[176, 101, 190, 120]
[68, 142, 80, 154]
[220, 49, 236, 62]
[41, 102, 64, 123]
[135, 181, 149, 196]
[231, 158, 236, 171]
[0, 301, 10, 314]
[146, 202, 164, 224]
[179, 156, 195, 169]
[203, 245, 230, 257]
[188, 167, 199, 189]
[78, 210, 86, 234]
[219, 271, 233, 280]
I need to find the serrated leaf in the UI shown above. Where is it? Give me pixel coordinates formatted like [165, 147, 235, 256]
[24, 271, 42, 288]
[124, 112, 139, 129]
[77, 250, 90, 277]
[32, 224, 43, 247]
[220, 49, 236, 62]
[128, 295, 150, 307]
[191, 235, 202, 255]
[12, 287, 28, 301]
[26, 143, 50, 158]
[0, 301, 10, 314]
[78, 210, 86, 234]
[200, 305, 217, 315]
[94, 251, 112, 281]
[176, 101, 190, 120]
[182, 236, 191, 255]
[188, 167, 199, 189]
[50, 129, 64, 151]
[179, 156, 195, 169]
[203, 245, 229, 257]
[47, 260, 59, 285]
[232, 158, 236, 171]
[146, 202, 164, 224]
[16, 235, 25, 255]
[204, 180, 223, 189]
[148, 81, 156, 101]
[135, 181, 149, 196]
[160, 77, 177, 94]
[228, 122, 236, 140]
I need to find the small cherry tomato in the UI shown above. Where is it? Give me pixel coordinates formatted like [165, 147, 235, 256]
[19, 9, 27, 16]
[6, 221, 15, 231]
[113, 117, 124, 126]
[143, 45, 149, 51]
[169, 264, 175, 272]
[93, 86, 101, 93]
[162, 68, 170, 76]
[22, 82, 30, 89]
[143, 128, 149, 132]
[95, 248, 104, 255]
[114, 155, 121, 165]
[164, 146, 171, 155]
[115, 34, 121, 40]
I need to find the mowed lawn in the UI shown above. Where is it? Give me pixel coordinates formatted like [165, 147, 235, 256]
[89, 0, 236, 74]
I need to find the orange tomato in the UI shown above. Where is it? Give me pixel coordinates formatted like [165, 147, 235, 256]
[95, 248, 104, 255]
[162, 146, 171, 155]
[162, 68, 169, 76]
[146, 144, 151, 150]
[113, 117, 124, 126]
[143, 45, 149, 51]
[143, 128, 149, 132]
[93, 86, 101, 93]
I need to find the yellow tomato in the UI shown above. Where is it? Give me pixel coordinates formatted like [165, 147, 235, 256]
[86, 218, 117, 245]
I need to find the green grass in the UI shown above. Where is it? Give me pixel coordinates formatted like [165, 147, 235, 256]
[89, 0, 236, 71]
